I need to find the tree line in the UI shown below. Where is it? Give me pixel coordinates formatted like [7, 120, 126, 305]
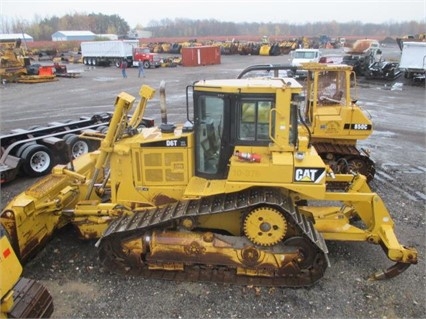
[2, 13, 130, 40]
[1, 13, 424, 41]
[146, 18, 425, 40]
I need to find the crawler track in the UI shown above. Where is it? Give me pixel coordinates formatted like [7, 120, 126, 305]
[98, 188, 329, 287]
[314, 142, 376, 181]
[9, 278, 54, 318]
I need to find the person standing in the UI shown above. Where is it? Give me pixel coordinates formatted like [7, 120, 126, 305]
[138, 60, 145, 78]
[120, 59, 127, 78]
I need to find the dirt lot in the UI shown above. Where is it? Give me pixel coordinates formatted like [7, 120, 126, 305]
[1, 46, 425, 318]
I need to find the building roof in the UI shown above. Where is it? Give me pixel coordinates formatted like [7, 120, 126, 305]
[0, 33, 34, 41]
[97, 34, 118, 40]
[53, 31, 96, 36]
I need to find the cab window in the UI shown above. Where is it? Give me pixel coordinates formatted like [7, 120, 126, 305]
[317, 71, 347, 106]
[195, 95, 224, 175]
[238, 100, 273, 142]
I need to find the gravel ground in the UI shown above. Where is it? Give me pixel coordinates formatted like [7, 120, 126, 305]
[1, 45, 425, 318]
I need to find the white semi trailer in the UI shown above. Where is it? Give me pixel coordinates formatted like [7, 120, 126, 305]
[81, 40, 139, 67]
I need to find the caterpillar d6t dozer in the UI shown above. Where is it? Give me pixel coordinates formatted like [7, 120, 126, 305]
[0, 77, 417, 288]
[238, 63, 375, 181]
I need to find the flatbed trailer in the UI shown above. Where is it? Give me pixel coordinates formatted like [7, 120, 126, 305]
[0, 113, 154, 183]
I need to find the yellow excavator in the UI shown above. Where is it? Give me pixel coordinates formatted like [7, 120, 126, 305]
[1, 225, 53, 318]
[0, 74, 417, 288]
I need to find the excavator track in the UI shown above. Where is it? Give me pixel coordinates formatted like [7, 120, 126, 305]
[314, 142, 376, 182]
[98, 187, 329, 287]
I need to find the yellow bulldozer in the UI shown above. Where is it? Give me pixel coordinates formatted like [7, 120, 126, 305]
[1, 225, 53, 318]
[0, 39, 56, 83]
[0, 39, 29, 82]
[0, 73, 417, 288]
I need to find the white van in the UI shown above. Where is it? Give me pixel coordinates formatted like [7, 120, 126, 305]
[290, 49, 321, 77]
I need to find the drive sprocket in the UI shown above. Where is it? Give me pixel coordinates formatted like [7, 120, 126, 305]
[243, 206, 287, 246]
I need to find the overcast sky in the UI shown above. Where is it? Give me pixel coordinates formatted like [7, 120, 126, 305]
[1, 0, 425, 28]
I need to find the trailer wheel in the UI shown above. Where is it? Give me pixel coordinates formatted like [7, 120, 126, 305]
[65, 134, 92, 159]
[96, 125, 108, 133]
[13, 142, 37, 158]
[20, 144, 54, 177]
[61, 133, 75, 147]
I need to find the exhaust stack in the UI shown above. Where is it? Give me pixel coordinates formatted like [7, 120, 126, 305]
[160, 80, 167, 124]
[159, 80, 175, 133]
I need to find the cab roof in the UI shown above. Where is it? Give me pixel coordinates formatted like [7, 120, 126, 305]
[301, 62, 353, 71]
[194, 78, 302, 93]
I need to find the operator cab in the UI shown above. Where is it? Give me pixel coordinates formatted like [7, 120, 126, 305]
[189, 78, 303, 180]
[302, 63, 354, 123]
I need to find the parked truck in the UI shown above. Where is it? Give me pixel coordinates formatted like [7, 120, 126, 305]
[133, 47, 162, 68]
[81, 40, 161, 68]
[290, 49, 321, 78]
[81, 40, 138, 67]
[398, 41, 426, 83]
